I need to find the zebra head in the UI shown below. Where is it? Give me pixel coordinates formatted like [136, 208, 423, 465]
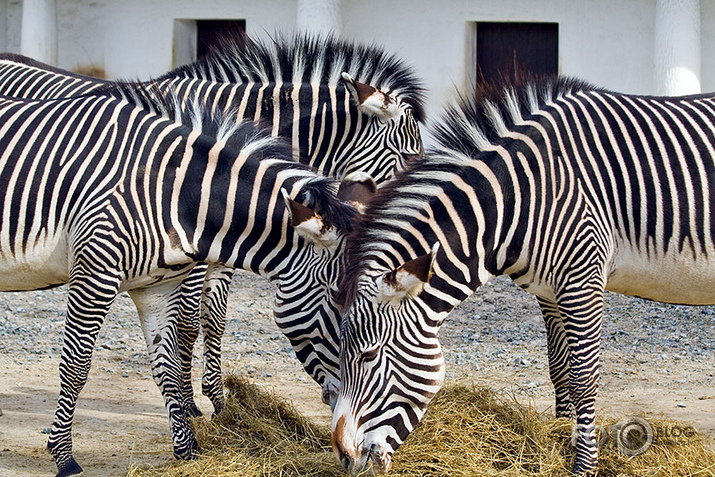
[331, 243, 446, 474]
[274, 173, 377, 409]
[339, 73, 424, 183]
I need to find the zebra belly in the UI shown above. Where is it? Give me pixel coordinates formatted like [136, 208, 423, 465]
[606, 248, 715, 305]
[0, 237, 69, 291]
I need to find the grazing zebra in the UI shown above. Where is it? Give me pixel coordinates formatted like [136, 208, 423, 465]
[0, 84, 365, 477]
[331, 76, 715, 475]
[0, 32, 425, 414]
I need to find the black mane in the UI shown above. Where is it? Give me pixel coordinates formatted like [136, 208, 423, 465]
[162, 32, 427, 122]
[96, 80, 354, 235]
[432, 75, 599, 157]
[339, 75, 601, 307]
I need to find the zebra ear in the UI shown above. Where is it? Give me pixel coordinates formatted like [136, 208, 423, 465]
[376, 243, 440, 305]
[341, 72, 399, 120]
[337, 172, 377, 211]
[282, 190, 339, 249]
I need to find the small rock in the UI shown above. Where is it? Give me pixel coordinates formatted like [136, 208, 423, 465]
[677, 402, 687, 408]
[41, 427, 52, 434]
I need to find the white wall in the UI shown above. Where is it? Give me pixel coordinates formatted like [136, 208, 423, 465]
[1, 0, 23, 54]
[5, 0, 715, 122]
[341, 0, 659, 128]
[702, 0, 715, 92]
[0, 0, 6, 52]
[102, 0, 296, 80]
[55, 0, 105, 74]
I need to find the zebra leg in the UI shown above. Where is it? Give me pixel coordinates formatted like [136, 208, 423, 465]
[47, 271, 119, 477]
[537, 297, 574, 419]
[557, 285, 604, 476]
[129, 282, 199, 461]
[176, 264, 209, 418]
[199, 264, 234, 417]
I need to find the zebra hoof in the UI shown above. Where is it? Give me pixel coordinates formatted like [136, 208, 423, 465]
[55, 458, 83, 477]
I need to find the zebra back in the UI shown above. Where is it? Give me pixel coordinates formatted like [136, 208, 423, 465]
[0, 53, 107, 98]
[0, 87, 354, 281]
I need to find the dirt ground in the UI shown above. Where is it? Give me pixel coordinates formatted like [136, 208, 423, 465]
[0, 271, 713, 477]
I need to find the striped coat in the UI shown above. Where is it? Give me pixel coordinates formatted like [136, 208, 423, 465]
[331, 76, 715, 475]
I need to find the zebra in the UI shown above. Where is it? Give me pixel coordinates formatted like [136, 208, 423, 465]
[330, 75, 715, 475]
[0, 32, 425, 414]
[0, 83, 368, 477]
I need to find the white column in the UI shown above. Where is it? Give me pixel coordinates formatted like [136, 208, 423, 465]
[296, 0, 341, 35]
[21, 0, 57, 64]
[654, 0, 700, 96]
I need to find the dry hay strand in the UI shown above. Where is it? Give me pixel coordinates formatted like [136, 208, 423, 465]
[128, 374, 343, 477]
[390, 384, 573, 476]
[128, 377, 715, 477]
[391, 382, 715, 477]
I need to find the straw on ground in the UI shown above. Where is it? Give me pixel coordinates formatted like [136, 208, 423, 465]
[128, 375, 715, 477]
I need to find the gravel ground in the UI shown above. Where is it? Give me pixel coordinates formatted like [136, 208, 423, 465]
[0, 270, 713, 476]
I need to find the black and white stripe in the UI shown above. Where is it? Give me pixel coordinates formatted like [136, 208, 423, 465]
[331, 76, 715, 475]
[0, 53, 107, 97]
[0, 85, 362, 477]
[0, 33, 425, 417]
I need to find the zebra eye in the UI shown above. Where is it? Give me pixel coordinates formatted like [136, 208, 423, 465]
[359, 346, 379, 363]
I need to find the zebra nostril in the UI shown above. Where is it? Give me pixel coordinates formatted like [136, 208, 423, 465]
[339, 450, 353, 470]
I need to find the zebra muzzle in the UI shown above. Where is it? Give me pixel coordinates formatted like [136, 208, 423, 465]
[369, 444, 392, 474]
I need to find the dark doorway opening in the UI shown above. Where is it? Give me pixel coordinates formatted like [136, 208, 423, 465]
[476, 22, 558, 84]
[196, 20, 246, 59]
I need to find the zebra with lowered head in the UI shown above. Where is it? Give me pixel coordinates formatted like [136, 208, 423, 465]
[0, 32, 425, 415]
[331, 76, 715, 475]
[0, 82, 368, 477]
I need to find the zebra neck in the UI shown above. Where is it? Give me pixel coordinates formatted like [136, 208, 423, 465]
[167, 133, 306, 277]
[163, 77, 356, 172]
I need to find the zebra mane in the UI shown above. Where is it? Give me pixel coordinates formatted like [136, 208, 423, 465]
[97, 80, 262, 146]
[337, 152, 463, 309]
[432, 75, 600, 157]
[96, 80, 356, 234]
[163, 32, 427, 122]
[339, 75, 603, 307]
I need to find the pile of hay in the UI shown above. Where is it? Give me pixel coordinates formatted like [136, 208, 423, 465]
[128, 374, 342, 477]
[128, 376, 715, 477]
[390, 385, 715, 476]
